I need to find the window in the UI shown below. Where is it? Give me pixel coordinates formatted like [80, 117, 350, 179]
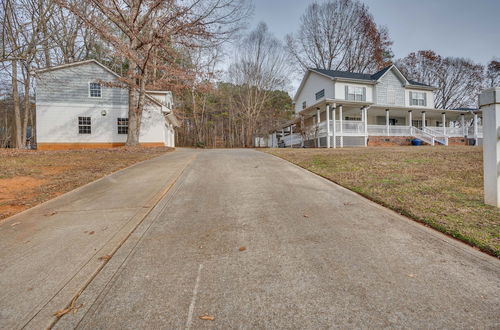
[117, 118, 128, 134]
[302, 101, 306, 109]
[89, 82, 101, 98]
[315, 89, 325, 100]
[410, 91, 426, 106]
[78, 117, 91, 134]
[412, 119, 427, 128]
[345, 116, 361, 121]
[346, 86, 365, 101]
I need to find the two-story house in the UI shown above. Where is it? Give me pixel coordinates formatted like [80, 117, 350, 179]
[35, 60, 179, 150]
[269, 65, 483, 148]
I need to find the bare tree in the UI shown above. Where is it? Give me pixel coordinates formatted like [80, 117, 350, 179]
[397, 50, 484, 109]
[56, 0, 250, 146]
[1, 0, 53, 148]
[228, 22, 291, 146]
[485, 59, 500, 88]
[286, 0, 392, 74]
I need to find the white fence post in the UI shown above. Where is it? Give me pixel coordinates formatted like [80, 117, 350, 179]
[339, 105, 343, 147]
[332, 106, 336, 148]
[326, 104, 331, 148]
[479, 87, 500, 207]
[316, 108, 321, 148]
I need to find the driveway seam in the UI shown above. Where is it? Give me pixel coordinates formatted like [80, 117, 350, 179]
[50, 152, 196, 329]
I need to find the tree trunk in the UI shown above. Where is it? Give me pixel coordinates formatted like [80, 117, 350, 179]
[11, 60, 24, 148]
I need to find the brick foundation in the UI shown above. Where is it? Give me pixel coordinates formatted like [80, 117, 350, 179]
[367, 136, 413, 146]
[367, 136, 468, 147]
[447, 137, 467, 145]
[37, 142, 165, 150]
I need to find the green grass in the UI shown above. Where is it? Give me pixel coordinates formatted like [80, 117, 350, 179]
[265, 146, 500, 257]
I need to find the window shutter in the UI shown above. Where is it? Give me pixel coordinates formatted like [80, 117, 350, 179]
[423, 93, 427, 107]
[409, 91, 413, 105]
[345, 85, 349, 100]
[362, 87, 366, 101]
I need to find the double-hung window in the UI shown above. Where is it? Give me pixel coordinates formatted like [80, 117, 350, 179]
[89, 82, 101, 98]
[302, 101, 307, 109]
[346, 86, 366, 101]
[410, 91, 426, 106]
[117, 118, 128, 134]
[78, 117, 91, 134]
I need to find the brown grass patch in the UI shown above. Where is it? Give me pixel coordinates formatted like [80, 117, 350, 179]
[0, 146, 173, 221]
[264, 146, 500, 257]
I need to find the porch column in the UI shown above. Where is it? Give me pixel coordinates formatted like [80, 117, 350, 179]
[290, 124, 293, 147]
[316, 108, 321, 148]
[363, 106, 368, 147]
[461, 114, 466, 136]
[422, 111, 426, 128]
[473, 112, 478, 144]
[281, 128, 284, 147]
[408, 110, 413, 128]
[385, 109, 390, 136]
[479, 87, 500, 207]
[339, 105, 344, 147]
[326, 104, 331, 148]
[442, 112, 447, 136]
[332, 106, 337, 148]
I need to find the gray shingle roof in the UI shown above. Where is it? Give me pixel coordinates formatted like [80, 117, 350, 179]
[310, 65, 433, 88]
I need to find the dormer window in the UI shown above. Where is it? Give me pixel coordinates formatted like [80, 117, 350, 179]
[410, 91, 426, 106]
[89, 82, 101, 98]
[346, 86, 366, 101]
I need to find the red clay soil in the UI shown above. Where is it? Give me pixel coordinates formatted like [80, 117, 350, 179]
[0, 147, 173, 221]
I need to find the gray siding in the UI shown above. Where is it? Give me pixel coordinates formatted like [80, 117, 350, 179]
[375, 70, 405, 106]
[36, 62, 128, 107]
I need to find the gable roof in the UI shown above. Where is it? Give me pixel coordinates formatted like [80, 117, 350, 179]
[35, 59, 167, 108]
[309, 65, 434, 88]
[36, 59, 121, 78]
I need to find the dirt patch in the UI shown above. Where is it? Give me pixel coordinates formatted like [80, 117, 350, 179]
[0, 146, 173, 221]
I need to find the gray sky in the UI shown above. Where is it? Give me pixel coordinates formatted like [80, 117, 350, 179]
[249, 0, 500, 66]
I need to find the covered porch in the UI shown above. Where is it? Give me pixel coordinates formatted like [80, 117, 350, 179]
[270, 100, 483, 148]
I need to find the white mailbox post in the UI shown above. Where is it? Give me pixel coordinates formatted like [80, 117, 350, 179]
[479, 87, 500, 207]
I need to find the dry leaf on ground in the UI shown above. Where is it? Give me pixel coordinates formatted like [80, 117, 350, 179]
[98, 255, 112, 261]
[199, 314, 215, 321]
[239, 246, 247, 252]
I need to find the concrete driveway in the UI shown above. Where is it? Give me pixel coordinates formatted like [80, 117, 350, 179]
[2, 149, 499, 329]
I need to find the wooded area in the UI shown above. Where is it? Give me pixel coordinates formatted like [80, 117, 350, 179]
[1, 0, 499, 149]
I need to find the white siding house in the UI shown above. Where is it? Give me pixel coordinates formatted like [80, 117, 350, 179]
[270, 65, 482, 148]
[35, 60, 178, 150]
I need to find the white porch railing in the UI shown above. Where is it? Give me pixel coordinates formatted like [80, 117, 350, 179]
[411, 127, 435, 146]
[284, 133, 303, 147]
[422, 127, 448, 145]
[367, 125, 412, 136]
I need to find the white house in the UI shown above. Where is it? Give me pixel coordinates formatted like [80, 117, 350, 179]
[269, 65, 483, 148]
[35, 60, 179, 150]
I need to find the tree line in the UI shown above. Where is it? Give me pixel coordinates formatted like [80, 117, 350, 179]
[1, 0, 499, 149]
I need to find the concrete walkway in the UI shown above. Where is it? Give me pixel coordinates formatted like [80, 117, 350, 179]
[1, 149, 499, 329]
[0, 150, 196, 329]
[47, 149, 499, 329]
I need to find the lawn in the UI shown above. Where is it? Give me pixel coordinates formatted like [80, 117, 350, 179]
[0, 147, 173, 221]
[264, 146, 500, 257]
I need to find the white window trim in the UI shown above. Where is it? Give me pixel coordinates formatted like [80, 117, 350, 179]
[88, 82, 102, 98]
[410, 91, 426, 106]
[347, 86, 364, 101]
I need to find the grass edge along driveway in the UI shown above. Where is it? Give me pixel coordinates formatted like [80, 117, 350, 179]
[0, 146, 174, 221]
[264, 146, 500, 258]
